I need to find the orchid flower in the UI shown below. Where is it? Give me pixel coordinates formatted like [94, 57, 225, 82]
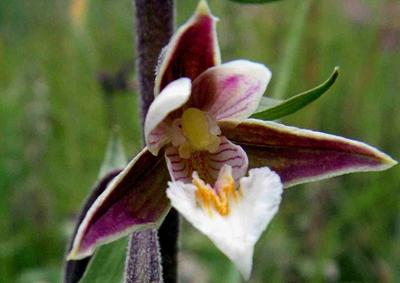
[67, 0, 397, 280]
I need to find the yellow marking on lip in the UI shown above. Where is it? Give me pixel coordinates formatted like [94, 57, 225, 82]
[193, 173, 240, 216]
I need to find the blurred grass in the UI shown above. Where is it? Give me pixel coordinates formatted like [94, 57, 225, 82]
[0, 0, 399, 282]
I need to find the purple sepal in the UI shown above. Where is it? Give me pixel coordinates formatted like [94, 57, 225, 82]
[220, 119, 397, 188]
[155, 1, 220, 94]
[64, 170, 122, 283]
[68, 149, 170, 260]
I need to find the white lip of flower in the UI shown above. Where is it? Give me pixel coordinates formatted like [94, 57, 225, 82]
[166, 164, 283, 280]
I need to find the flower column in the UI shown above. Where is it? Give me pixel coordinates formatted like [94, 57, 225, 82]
[130, 1, 176, 282]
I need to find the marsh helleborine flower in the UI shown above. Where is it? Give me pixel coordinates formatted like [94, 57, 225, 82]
[67, 1, 397, 279]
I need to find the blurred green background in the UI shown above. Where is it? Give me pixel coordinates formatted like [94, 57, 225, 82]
[0, 0, 399, 282]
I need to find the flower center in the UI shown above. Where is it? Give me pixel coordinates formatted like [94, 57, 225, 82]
[181, 108, 218, 151]
[192, 169, 240, 216]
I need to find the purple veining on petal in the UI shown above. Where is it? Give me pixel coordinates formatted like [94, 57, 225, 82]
[209, 147, 237, 155]
[201, 137, 248, 183]
[216, 78, 256, 114]
[215, 81, 261, 120]
[164, 138, 248, 185]
[190, 62, 267, 120]
[231, 165, 244, 169]
[217, 103, 251, 120]
[147, 123, 169, 154]
[172, 163, 186, 173]
[151, 130, 164, 136]
[72, 150, 170, 257]
[165, 146, 192, 183]
[208, 156, 242, 163]
[166, 153, 179, 158]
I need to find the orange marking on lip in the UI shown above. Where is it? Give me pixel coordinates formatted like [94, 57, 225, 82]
[193, 173, 240, 216]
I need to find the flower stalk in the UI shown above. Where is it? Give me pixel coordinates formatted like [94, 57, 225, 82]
[134, 0, 175, 124]
[130, 0, 177, 282]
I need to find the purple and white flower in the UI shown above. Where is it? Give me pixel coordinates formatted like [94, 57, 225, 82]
[67, 1, 396, 279]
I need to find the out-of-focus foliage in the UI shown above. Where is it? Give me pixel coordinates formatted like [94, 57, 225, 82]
[228, 0, 282, 4]
[0, 0, 399, 282]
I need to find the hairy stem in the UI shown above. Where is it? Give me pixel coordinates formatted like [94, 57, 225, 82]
[126, 1, 178, 282]
[134, 0, 175, 124]
[124, 229, 164, 283]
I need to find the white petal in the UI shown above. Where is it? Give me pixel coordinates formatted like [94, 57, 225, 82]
[190, 60, 272, 120]
[144, 78, 192, 155]
[166, 167, 283, 279]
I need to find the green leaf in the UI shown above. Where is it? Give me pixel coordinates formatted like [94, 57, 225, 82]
[80, 236, 129, 283]
[229, 0, 282, 3]
[250, 67, 339, 121]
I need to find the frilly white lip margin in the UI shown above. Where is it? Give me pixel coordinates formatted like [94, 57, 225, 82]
[166, 165, 283, 280]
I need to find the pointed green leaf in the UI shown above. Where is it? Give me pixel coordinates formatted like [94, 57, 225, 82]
[251, 67, 339, 121]
[80, 236, 128, 283]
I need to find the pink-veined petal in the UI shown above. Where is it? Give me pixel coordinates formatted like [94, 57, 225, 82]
[154, 0, 221, 95]
[165, 146, 192, 184]
[190, 60, 271, 120]
[145, 78, 192, 155]
[219, 119, 397, 188]
[67, 148, 170, 260]
[164, 137, 248, 184]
